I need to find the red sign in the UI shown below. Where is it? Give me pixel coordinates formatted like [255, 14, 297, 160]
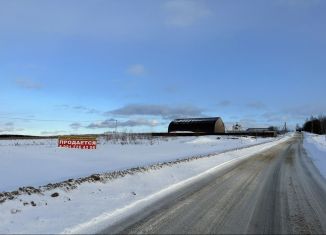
[58, 136, 97, 149]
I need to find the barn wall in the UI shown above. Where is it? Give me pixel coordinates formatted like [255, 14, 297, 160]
[214, 119, 225, 133]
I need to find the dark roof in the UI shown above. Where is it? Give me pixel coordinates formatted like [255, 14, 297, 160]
[172, 117, 221, 123]
[168, 117, 224, 133]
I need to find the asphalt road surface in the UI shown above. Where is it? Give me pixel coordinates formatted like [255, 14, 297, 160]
[101, 133, 326, 234]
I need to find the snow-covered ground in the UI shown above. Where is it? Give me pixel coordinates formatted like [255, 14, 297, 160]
[1, 135, 278, 192]
[0, 134, 292, 234]
[303, 132, 326, 179]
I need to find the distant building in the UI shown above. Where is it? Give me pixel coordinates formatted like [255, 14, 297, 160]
[246, 128, 270, 133]
[168, 117, 225, 133]
[232, 123, 242, 132]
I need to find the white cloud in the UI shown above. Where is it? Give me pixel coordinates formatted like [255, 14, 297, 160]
[86, 118, 159, 129]
[41, 131, 67, 135]
[163, 0, 211, 27]
[72, 106, 100, 114]
[70, 122, 82, 130]
[56, 105, 100, 114]
[282, 104, 326, 119]
[106, 104, 205, 120]
[218, 100, 232, 107]
[15, 78, 43, 90]
[0, 122, 24, 133]
[261, 112, 289, 122]
[127, 64, 146, 76]
[246, 101, 267, 110]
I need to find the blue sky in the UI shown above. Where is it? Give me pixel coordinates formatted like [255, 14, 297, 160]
[0, 0, 325, 135]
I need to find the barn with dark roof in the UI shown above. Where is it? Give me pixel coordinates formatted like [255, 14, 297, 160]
[168, 117, 225, 134]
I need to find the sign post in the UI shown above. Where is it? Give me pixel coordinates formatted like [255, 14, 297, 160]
[58, 136, 97, 149]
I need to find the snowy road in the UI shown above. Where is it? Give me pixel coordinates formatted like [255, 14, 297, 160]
[102, 133, 326, 234]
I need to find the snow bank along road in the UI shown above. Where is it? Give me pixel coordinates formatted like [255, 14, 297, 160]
[102, 133, 326, 234]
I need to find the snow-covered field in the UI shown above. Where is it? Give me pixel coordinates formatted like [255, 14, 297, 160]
[303, 132, 326, 179]
[0, 134, 292, 234]
[1, 135, 278, 192]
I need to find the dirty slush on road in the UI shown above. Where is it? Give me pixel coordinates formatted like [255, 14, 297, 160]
[103, 133, 326, 234]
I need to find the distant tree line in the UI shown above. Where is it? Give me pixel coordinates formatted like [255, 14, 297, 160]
[301, 115, 326, 134]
